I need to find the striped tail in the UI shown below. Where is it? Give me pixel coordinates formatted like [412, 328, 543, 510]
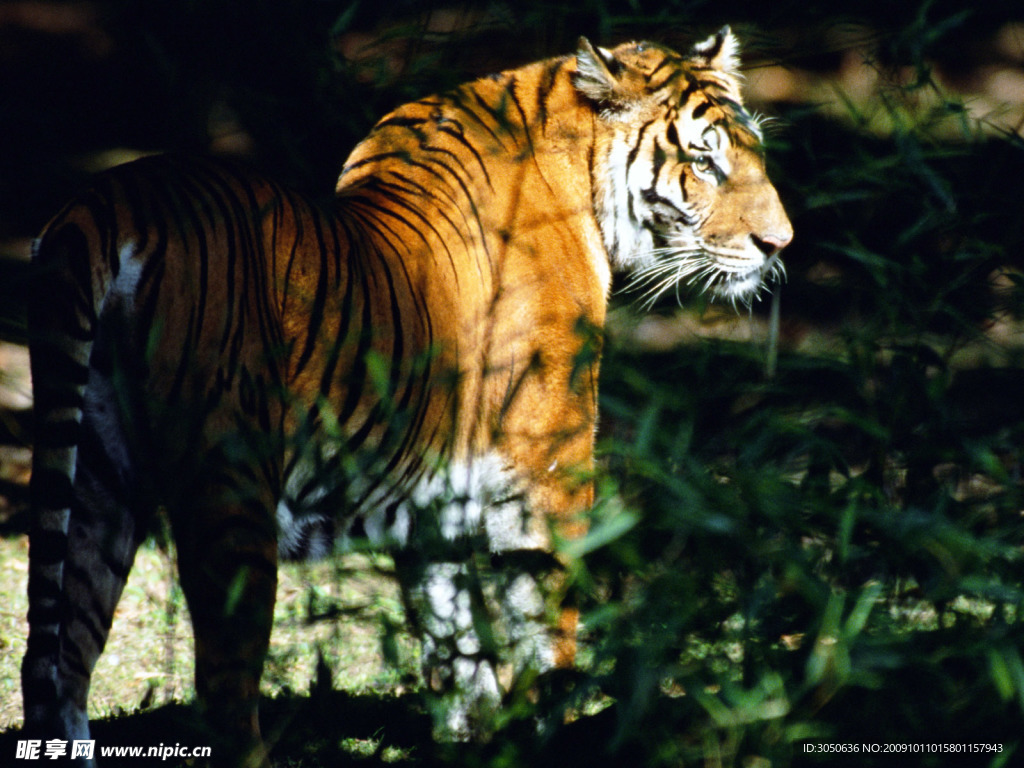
[22, 208, 117, 738]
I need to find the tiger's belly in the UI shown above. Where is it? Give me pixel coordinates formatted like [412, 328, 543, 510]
[275, 448, 546, 558]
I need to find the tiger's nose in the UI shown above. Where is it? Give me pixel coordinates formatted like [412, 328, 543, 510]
[752, 230, 793, 257]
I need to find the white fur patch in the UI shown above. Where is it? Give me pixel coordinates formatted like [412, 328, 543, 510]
[444, 657, 501, 741]
[412, 562, 551, 741]
[414, 561, 502, 740]
[599, 133, 654, 269]
[277, 451, 538, 555]
[692, 28, 741, 74]
[106, 241, 144, 313]
[420, 454, 540, 551]
[501, 573, 555, 671]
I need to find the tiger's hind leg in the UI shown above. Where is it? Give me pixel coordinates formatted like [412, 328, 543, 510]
[168, 466, 279, 768]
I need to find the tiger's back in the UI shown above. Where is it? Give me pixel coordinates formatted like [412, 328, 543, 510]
[23, 29, 792, 767]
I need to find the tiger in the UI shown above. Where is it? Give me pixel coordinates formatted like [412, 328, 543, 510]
[22, 27, 791, 766]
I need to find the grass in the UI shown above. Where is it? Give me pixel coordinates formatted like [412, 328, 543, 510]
[0, 536, 417, 735]
[0, 536, 29, 724]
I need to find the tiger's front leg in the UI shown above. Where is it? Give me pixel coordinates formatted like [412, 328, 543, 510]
[398, 556, 559, 741]
[395, 455, 584, 742]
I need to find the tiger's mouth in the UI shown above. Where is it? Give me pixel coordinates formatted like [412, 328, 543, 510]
[624, 240, 785, 308]
[706, 250, 785, 304]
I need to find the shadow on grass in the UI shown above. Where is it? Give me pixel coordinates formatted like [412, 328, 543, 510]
[1, 690, 428, 767]
[0, 688, 634, 768]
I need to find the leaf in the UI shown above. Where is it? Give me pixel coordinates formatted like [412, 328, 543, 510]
[560, 504, 639, 559]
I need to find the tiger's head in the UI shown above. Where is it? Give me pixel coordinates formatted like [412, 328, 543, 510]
[575, 28, 792, 305]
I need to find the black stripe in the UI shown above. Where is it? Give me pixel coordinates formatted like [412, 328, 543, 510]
[343, 151, 412, 175]
[292, 206, 332, 377]
[135, 255, 166, 346]
[627, 118, 658, 168]
[358, 180, 457, 269]
[650, 68, 686, 93]
[692, 100, 712, 120]
[192, 164, 246, 358]
[59, 645, 92, 680]
[317, 217, 359, 398]
[166, 307, 197, 406]
[506, 75, 535, 156]
[33, 419, 81, 449]
[447, 89, 512, 150]
[647, 52, 680, 81]
[27, 528, 68, 565]
[375, 115, 428, 131]
[436, 122, 492, 188]
[31, 344, 90, 388]
[666, 119, 682, 151]
[377, 175, 467, 283]
[651, 139, 667, 182]
[244, 181, 288, 379]
[278, 188, 308, 330]
[177, 165, 219, 342]
[392, 158, 487, 273]
[536, 58, 567, 135]
[31, 468, 75, 509]
[64, 582, 110, 648]
[470, 88, 522, 147]
[24, 631, 60, 659]
[335, 240, 373, 428]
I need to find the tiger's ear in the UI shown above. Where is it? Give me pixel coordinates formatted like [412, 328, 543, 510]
[690, 26, 741, 73]
[573, 37, 626, 105]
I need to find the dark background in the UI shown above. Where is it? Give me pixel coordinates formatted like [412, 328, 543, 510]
[3, 2, 1024, 766]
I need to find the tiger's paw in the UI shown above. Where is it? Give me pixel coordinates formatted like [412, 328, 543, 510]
[426, 656, 502, 742]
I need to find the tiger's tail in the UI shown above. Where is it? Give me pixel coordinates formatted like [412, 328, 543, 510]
[21, 198, 119, 736]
